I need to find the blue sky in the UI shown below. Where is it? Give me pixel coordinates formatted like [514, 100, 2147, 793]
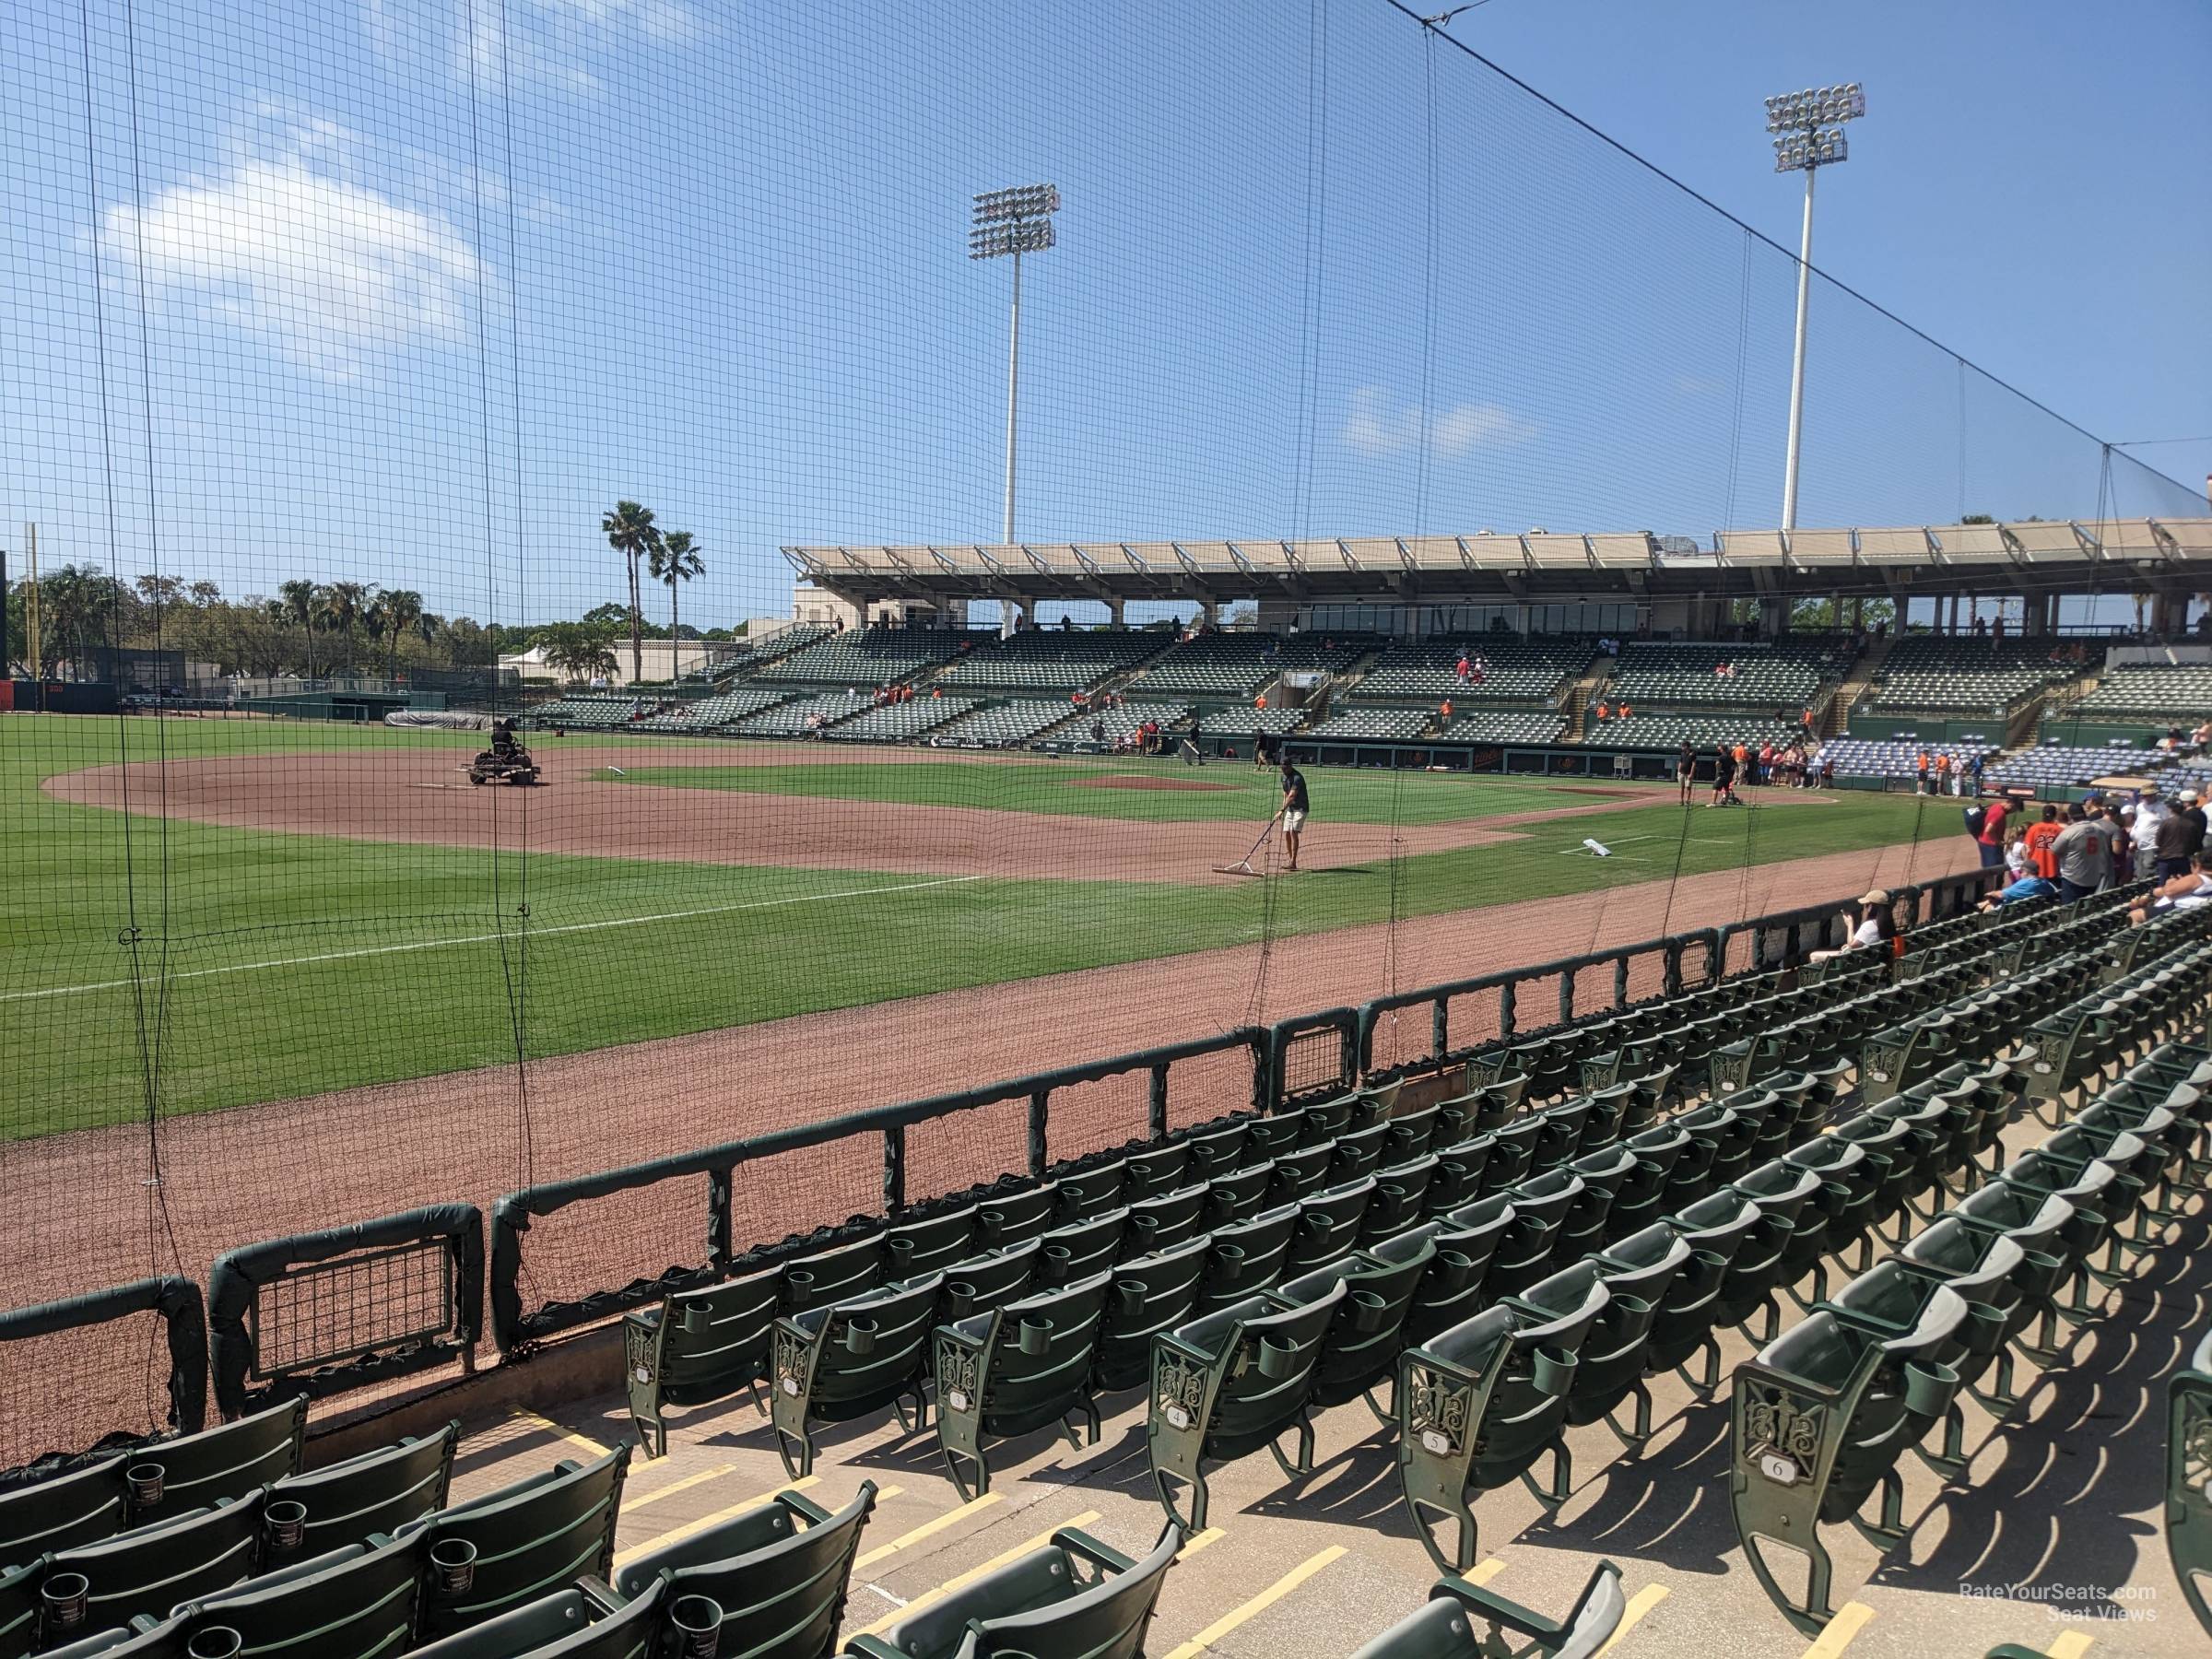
[2, 0, 2204, 632]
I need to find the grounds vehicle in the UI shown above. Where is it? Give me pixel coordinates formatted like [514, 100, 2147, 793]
[467, 726, 541, 785]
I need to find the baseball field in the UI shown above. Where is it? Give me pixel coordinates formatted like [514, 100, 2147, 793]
[3, 713, 1970, 1141]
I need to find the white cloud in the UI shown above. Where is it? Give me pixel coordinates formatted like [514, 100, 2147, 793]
[370, 0, 703, 96]
[101, 118, 484, 382]
[1343, 385, 1537, 457]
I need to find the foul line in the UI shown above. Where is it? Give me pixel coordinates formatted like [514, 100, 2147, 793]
[2, 876, 990, 1005]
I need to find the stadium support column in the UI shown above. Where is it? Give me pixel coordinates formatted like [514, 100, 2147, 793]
[1780, 166, 1815, 530]
[1766, 86, 1864, 531]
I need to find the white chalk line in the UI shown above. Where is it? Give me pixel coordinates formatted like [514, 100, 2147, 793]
[0, 875, 989, 1004]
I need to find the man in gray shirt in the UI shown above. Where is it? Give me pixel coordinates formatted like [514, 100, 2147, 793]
[2052, 804, 2116, 901]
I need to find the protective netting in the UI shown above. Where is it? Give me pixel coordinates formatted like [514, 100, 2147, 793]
[1, 0, 2201, 1457]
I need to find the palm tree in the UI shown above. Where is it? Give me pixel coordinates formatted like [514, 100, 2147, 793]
[416, 610, 444, 659]
[375, 589, 425, 680]
[601, 500, 661, 685]
[319, 581, 372, 672]
[648, 530, 706, 677]
[534, 621, 620, 684]
[279, 579, 319, 678]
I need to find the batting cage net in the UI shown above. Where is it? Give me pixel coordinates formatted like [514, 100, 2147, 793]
[2, 0, 2204, 1467]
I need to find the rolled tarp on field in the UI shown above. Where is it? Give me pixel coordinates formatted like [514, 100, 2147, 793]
[384, 710, 492, 730]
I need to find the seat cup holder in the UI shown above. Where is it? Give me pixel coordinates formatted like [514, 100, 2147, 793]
[784, 1270, 816, 1302]
[1113, 1280, 1147, 1317]
[1213, 1243, 1247, 1268]
[430, 1536, 478, 1597]
[1433, 1249, 1477, 1291]
[265, 1498, 309, 1555]
[1903, 1358, 1961, 1418]
[125, 1461, 165, 1511]
[669, 1594, 724, 1657]
[1256, 1336, 1297, 1380]
[1348, 1290, 1389, 1333]
[1043, 1243, 1072, 1280]
[844, 1316, 880, 1356]
[1964, 1300, 2007, 1354]
[1018, 1318, 1053, 1357]
[680, 1301, 711, 1335]
[186, 1630, 244, 1659]
[1530, 1345, 1578, 1396]
[39, 1573, 89, 1636]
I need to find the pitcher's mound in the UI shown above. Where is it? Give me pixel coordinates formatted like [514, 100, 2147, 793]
[1069, 773, 1236, 792]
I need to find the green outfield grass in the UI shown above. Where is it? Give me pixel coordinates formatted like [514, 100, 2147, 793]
[0, 716, 1959, 1137]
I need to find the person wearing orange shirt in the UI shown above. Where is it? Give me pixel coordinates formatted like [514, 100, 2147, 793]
[1915, 748, 1932, 794]
[2022, 804, 2063, 880]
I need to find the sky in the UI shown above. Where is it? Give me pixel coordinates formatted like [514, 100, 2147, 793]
[1, 0, 2205, 633]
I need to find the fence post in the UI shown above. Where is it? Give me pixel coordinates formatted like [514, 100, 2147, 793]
[1028, 1090, 1050, 1178]
[1613, 953, 1630, 1009]
[1557, 965, 1575, 1026]
[1430, 996, 1448, 1067]
[707, 1165, 735, 1275]
[882, 1127, 906, 1216]
[1147, 1065, 1170, 1143]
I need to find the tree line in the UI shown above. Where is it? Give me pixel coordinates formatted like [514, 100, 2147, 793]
[4, 500, 722, 684]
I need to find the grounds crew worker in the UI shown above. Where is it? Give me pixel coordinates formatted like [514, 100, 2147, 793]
[1279, 757, 1310, 873]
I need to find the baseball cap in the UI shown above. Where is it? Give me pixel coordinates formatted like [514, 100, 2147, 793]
[1860, 888, 1889, 906]
[2183, 788, 2202, 803]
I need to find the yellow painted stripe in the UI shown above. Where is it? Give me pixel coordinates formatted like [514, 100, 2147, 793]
[1465, 1558, 1507, 1587]
[1594, 1583, 1670, 1655]
[852, 1510, 1101, 1638]
[852, 1492, 1003, 1571]
[1799, 1602, 1877, 1658]
[1175, 1527, 1226, 1562]
[2045, 1635, 2095, 1659]
[610, 1474, 828, 1569]
[621, 1462, 735, 1512]
[1160, 1545, 1347, 1659]
[506, 1408, 611, 1461]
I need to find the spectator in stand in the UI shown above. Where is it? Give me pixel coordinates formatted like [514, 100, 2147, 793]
[2127, 853, 2212, 925]
[1455, 653, 1471, 682]
[2135, 787, 2171, 879]
[1979, 868, 2059, 911]
[1594, 700, 1610, 722]
[1440, 698, 1453, 723]
[1808, 889, 1895, 962]
[1974, 793, 2011, 869]
[1254, 693, 1267, 712]
[2022, 804, 2064, 879]
[2193, 717, 2212, 753]
[2181, 788, 2209, 858]
[1091, 715, 1107, 747]
[2053, 802, 2116, 901]
[2005, 826, 2034, 881]
[1618, 701, 1630, 720]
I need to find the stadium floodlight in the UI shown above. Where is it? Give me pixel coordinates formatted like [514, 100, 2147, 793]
[1765, 82, 1865, 530]
[971, 183, 1060, 634]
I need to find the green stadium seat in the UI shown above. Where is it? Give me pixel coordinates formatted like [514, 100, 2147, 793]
[1362, 1155, 1440, 1241]
[1717, 1161, 1824, 1343]
[937, 1241, 1043, 1326]
[15, 1491, 267, 1656]
[1091, 1235, 1212, 1393]
[972, 1184, 1061, 1252]
[1488, 1171, 1579, 1296]
[1147, 1281, 1347, 1532]
[780, 1237, 888, 1316]
[1399, 1198, 1517, 1344]
[1195, 1205, 1300, 1312]
[884, 1206, 981, 1280]
[771, 1274, 946, 1481]
[1036, 1207, 1128, 1283]
[404, 1580, 669, 1659]
[1567, 1229, 1693, 1445]
[35, 1620, 190, 1658]
[609, 1481, 878, 1656]
[1124, 1183, 1210, 1257]
[181, 1531, 427, 1659]
[1395, 1263, 1610, 1571]
[1278, 1235, 1436, 1416]
[1284, 1179, 1376, 1276]
[2167, 1325, 2212, 1641]
[1124, 1141, 1194, 1200]
[624, 1267, 780, 1458]
[404, 1448, 630, 1643]
[1647, 1194, 1759, 1388]
[1201, 1160, 1276, 1228]
[1729, 1287, 1969, 1634]
[117, 1397, 307, 1527]
[841, 1523, 1178, 1659]
[935, 1273, 1112, 1500]
[265, 1420, 458, 1562]
[1347, 1565, 1626, 1659]
[1053, 1161, 1130, 1225]
[0, 1456, 128, 1570]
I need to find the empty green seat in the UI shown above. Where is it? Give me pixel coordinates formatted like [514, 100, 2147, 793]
[1730, 1286, 1969, 1633]
[182, 1531, 427, 1658]
[780, 1237, 887, 1315]
[118, 1397, 307, 1527]
[885, 1206, 981, 1280]
[1401, 1198, 1517, 1344]
[937, 1242, 1042, 1326]
[1347, 1565, 1626, 1659]
[1649, 1194, 1759, 1386]
[266, 1420, 458, 1562]
[1266, 1142, 1336, 1202]
[1717, 1161, 1823, 1341]
[1279, 1234, 1436, 1414]
[1148, 1281, 1347, 1532]
[935, 1273, 1112, 1499]
[1053, 1160, 1129, 1225]
[1196, 1205, 1300, 1312]
[972, 1184, 1059, 1252]
[405, 1448, 629, 1642]
[1092, 1235, 1211, 1393]
[611, 1481, 877, 1657]
[1285, 1179, 1375, 1277]
[1363, 1156, 1440, 1241]
[1124, 1184, 1209, 1257]
[1035, 1208, 1127, 1284]
[2168, 1326, 2212, 1641]
[0, 1457, 128, 1570]
[1425, 1137, 1493, 1215]
[1124, 1141, 1194, 1200]
[1396, 1264, 1610, 1571]
[1569, 1228, 1693, 1444]
[771, 1274, 945, 1480]
[17, 1491, 268, 1655]
[842, 1523, 1178, 1659]
[1202, 1161, 1276, 1227]
[1489, 1171, 1579, 1297]
[403, 1581, 667, 1659]
[624, 1267, 781, 1457]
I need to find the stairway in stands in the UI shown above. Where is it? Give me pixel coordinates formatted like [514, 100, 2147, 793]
[1820, 634, 1893, 737]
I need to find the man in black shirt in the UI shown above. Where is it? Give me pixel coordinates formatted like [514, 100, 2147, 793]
[1710, 745, 1737, 807]
[1279, 759, 1311, 872]
[2181, 788, 2209, 859]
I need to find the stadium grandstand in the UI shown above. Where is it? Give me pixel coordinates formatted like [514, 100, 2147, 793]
[6, 0, 2210, 1654]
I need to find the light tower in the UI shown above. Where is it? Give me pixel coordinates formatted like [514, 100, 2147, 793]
[1766, 84, 1865, 530]
[971, 183, 1058, 634]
